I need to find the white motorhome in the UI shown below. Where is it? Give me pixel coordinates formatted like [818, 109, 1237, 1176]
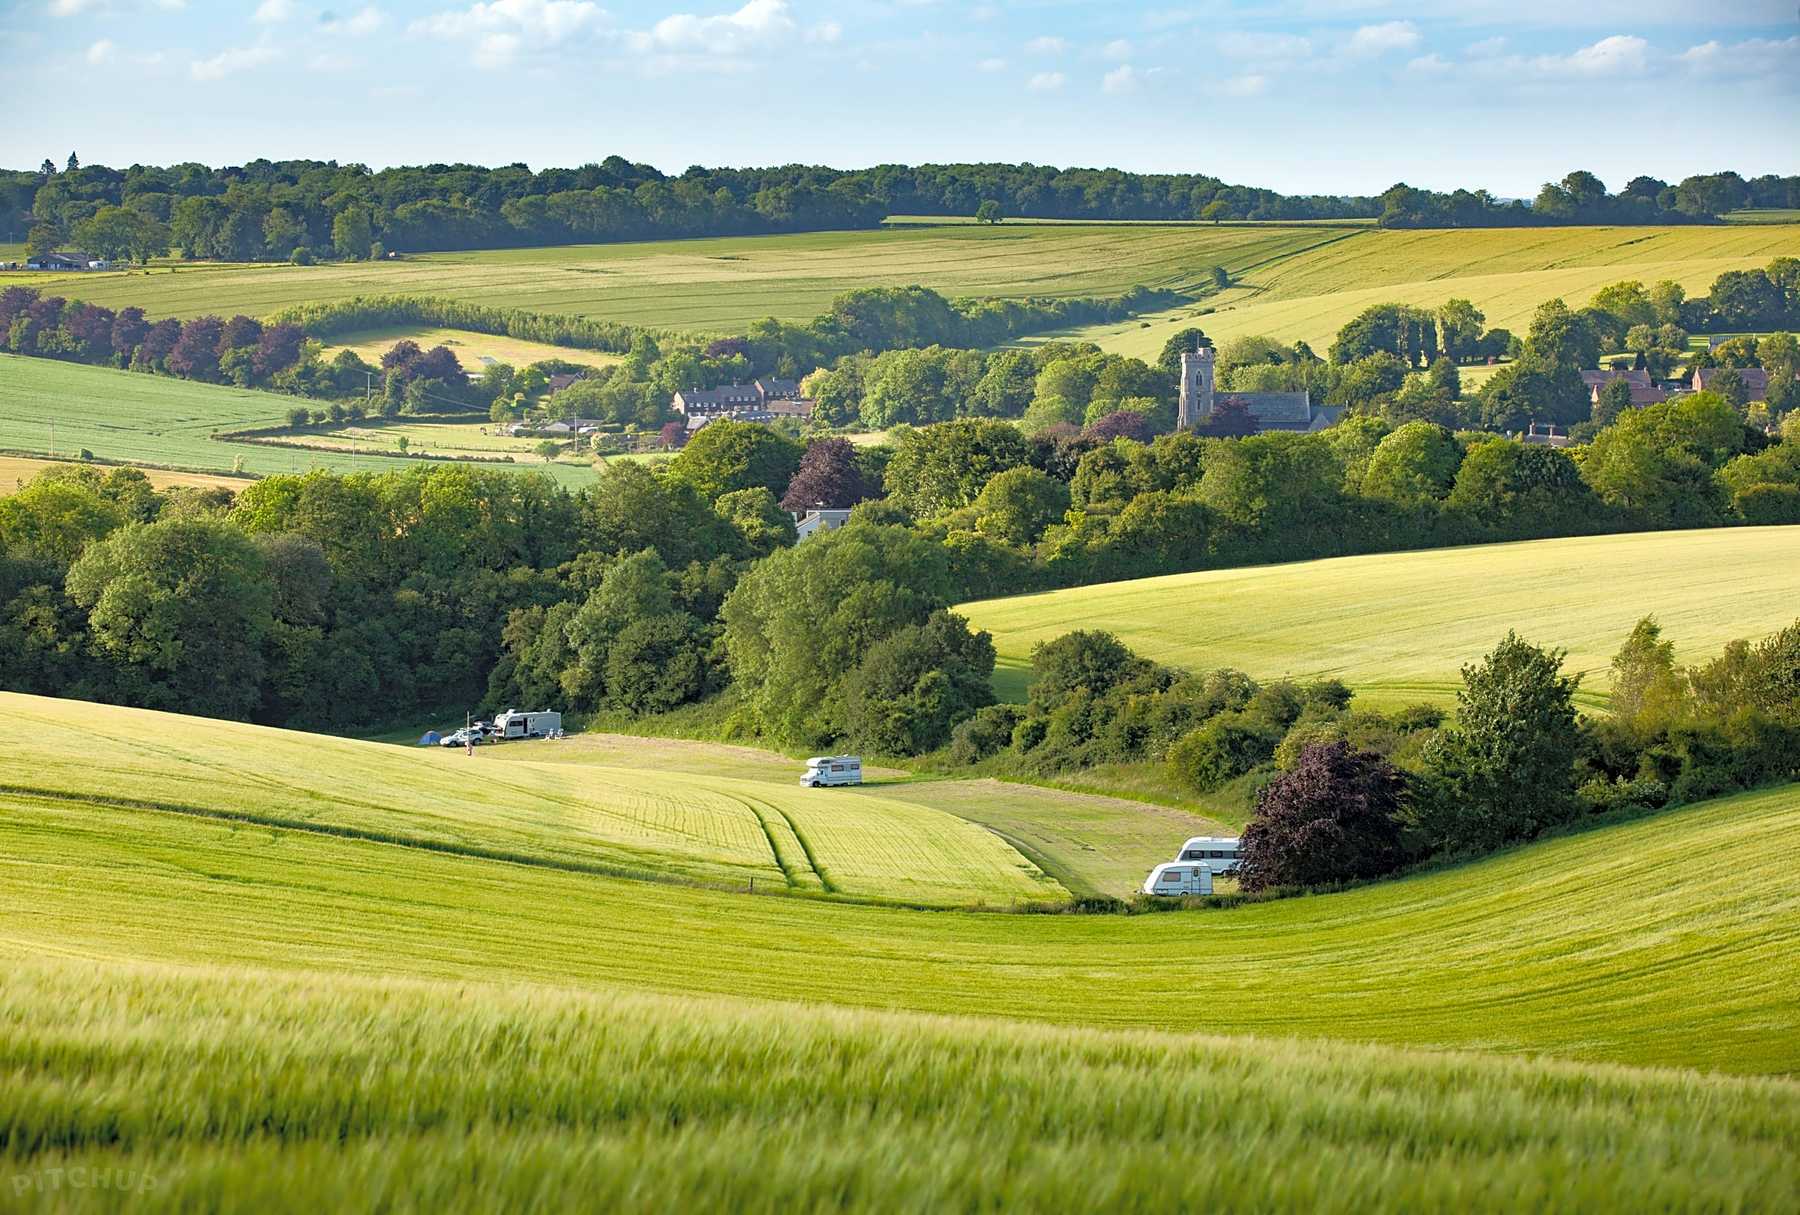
[799, 756, 863, 787]
[1142, 862, 1213, 896]
[1175, 836, 1242, 874]
[492, 709, 562, 740]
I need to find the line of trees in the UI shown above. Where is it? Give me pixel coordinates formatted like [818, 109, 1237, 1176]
[11, 160, 1793, 264]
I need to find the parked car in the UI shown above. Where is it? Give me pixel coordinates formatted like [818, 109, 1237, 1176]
[438, 728, 483, 748]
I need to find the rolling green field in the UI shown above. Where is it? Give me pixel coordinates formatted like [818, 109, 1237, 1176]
[491, 731, 1228, 898]
[0, 693, 1059, 907]
[3, 693, 1796, 1072]
[961, 526, 1800, 707]
[1063, 223, 1800, 360]
[13, 224, 1791, 357]
[8, 224, 1345, 332]
[5, 692, 1798, 1207]
[0, 454, 250, 493]
[0, 355, 598, 486]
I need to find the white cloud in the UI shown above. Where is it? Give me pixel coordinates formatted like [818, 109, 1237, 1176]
[806, 18, 840, 43]
[85, 37, 114, 63]
[1025, 35, 1066, 55]
[1406, 52, 1450, 74]
[1465, 36, 1507, 58]
[1531, 33, 1648, 75]
[320, 6, 386, 36]
[191, 44, 279, 80]
[254, 0, 295, 22]
[1345, 21, 1420, 57]
[50, 0, 184, 14]
[1102, 63, 1149, 93]
[414, 0, 603, 65]
[1216, 31, 1310, 62]
[1101, 38, 1131, 62]
[1214, 72, 1266, 97]
[629, 0, 797, 56]
[1678, 35, 1798, 77]
[1027, 70, 1065, 91]
[977, 56, 1006, 72]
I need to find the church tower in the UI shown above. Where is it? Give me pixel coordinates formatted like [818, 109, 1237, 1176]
[1178, 347, 1215, 429]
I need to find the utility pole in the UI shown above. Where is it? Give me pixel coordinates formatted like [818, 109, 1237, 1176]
[365, 371, 373, 410]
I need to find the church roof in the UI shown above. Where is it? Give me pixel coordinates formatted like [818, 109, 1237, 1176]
[1217, 391, 1328, 431]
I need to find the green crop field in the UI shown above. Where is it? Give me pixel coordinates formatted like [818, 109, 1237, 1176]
[0, 693, 1059, 907]
[10, 224, 1353, 332]
[1054, 223, 1800, 360]
[960, 526, 1800, 707]
[14, 223, 1791, 356]
[0, 355, 599, 486]
[492, 731, 1230, 898]
[5, 691, 1798, 1208]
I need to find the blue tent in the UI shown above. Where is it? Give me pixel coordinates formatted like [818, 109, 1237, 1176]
[418, 731, 441, 746]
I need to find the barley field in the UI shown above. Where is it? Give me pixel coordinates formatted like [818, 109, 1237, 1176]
[486, 730, 1230, 898]
[0, 355, 597, 486]
[0, 693, 1060, 906]
[3, 717, 1796, 1071]
[1055, 223, 1800, 359]
[960, 526, 1800, 707]
[7, 224, 1351, 330]
[2, 959, 1793, 1213]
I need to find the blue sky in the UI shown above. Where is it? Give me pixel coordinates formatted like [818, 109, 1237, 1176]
[3, 0, 1796, 195]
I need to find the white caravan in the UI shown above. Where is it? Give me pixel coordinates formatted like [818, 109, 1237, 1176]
[1142, 862, 1214, 896]
[492, 709, 563, 740]
[799, 756, 863, 787]
[1175, 836, 1243, 874]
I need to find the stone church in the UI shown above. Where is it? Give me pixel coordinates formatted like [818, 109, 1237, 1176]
[1177, 347, 1343, 433]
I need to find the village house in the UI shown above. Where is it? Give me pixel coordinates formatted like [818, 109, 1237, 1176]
[1176, 347, 1341, 433]
[1692, 366, 1773, 402]
[1582, 368, 1670, 408]
[672, 378, 815, 429]
[793, 508, 854, 541]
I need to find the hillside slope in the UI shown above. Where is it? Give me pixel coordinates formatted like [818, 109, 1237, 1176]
[4, 697, 1796, 1074]
[0, 693, 1060, 907]
[959, 526, 1800, 706]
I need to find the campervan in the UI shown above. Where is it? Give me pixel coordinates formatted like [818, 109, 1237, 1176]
[799, 756, 863, 787]
[1175, 836, 1242, 874]
[1142, 862, 1213, 896]
[491, 709, 562, 740]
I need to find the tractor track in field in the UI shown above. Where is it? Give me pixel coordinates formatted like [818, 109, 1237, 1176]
[736, 791, 837, 893]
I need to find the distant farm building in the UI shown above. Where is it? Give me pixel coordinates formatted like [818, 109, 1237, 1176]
[24, 251, 104, 271]
[1693, 367, 1773, 402]
[1583, 370, 1670, 408]
[1177, 347, 1341, 433]
[545, 373, 590, 396]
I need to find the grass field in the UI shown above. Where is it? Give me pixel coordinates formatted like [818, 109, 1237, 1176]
[0, 355, 599, 486]
[0, 693, 1059, 907]
[1047, 223, 1800, 360]
[497, 731, 1228, 898]
[960, 526, 1800, 707]
[14, 224, 1791, 357]
[1725, 208, 1800, 224]
[2, 710, 1796, 1069]
[318, 325, 625, 372]
[0, 454, 251, 493]
[278, 417, 614, 470]
[7, 224, 1353, 331]
[6, 692, 1798, 1206]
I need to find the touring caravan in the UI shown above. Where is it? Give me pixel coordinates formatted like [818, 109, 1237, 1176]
[1142, 862, 1213, 897]
[1175, 836, 1243, 874]
[799, 756, 863, 787]
[491, 709, 562, 740]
